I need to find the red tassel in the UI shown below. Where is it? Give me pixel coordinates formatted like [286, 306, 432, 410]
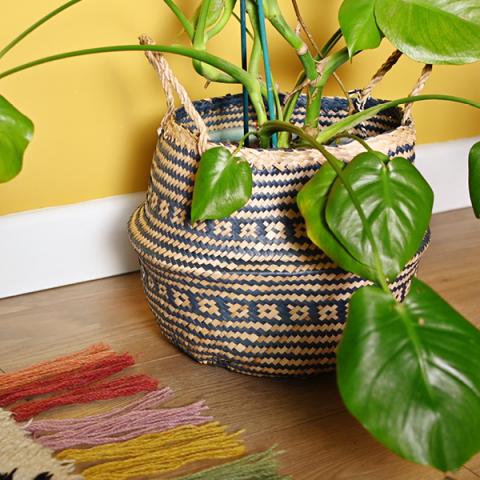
[0, 353, 134, 407]
[11, 375, 159, 421]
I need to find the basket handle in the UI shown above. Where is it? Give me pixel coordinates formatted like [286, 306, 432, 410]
[139, 35, 210, 153]
[357, 49, 433, 125]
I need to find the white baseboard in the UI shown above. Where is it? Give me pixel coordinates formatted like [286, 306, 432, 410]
[0, 193, 145, 299]
[0, 136, 477, 298]
[416, 136, 479, 214]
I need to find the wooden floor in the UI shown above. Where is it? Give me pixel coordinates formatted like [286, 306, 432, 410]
[1, 208, 479, 479]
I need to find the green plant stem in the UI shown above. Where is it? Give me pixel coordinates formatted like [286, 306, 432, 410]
[246, 0, 262, 78]
[260, 120, 397, 293]
[163, 0, 194, 39]
[0, 43, 268, 124]
[0, 0, 83, 60]
[321, 29, 342, 57]
[264, 0, 319, 129]
[232, 12, 254, 39]
[315, 94, 480, 144]
[333, 133, 375, 152]
[207, 0, 237, 39]
[192, 0, 236, 83]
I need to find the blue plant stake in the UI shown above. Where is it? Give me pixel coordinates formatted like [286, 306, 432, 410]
[240, 0, 250, 147]
[256, 0, 277, 148]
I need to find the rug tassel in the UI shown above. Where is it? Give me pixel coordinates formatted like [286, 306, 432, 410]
[0, 409, 82, 480]
[28, 390, 212, 450]
[0, 352, 134, 407]
[12, 375, 158, 421]
[58, 422, 245, 480]
[0, 344, 113, 395]
[175, 448, 291, 480]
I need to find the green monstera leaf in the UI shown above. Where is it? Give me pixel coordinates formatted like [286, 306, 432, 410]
[375, 0, 480, 64]
[297, 159, 375, 280]
[0, 96, 34, 182]
[337, 278, 480, 471]
[469, 141, 480, 218]
[325, 151, 433, 282]
[191, 146, 252, 222]
[339, 0, 383, 57]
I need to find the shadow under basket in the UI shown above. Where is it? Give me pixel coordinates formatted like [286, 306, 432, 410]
[129, 93, 430, 378]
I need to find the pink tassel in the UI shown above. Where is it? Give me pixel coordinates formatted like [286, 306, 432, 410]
[26, 389, 213, 451]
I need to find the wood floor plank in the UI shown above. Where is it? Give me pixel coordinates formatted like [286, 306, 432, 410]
[1, 208, 479, 479]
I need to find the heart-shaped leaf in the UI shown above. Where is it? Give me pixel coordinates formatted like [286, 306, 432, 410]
[0, 96, 34, 183]
[375, 0, 480, 64]
[337, 278, 480, 471]
[469, 141, 480, 218]
[191, 146, 252, 222]
[325, 152, 433, 282]
[339, 0, 383, 57]
[297, 160, 374, 279]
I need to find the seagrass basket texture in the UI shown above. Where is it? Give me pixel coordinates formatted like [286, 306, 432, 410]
[128, 49, 430, 377]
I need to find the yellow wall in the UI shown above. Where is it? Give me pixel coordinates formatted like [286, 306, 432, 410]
[0, 0, 479, 215]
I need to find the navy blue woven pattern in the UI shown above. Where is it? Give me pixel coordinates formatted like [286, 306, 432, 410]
[129, 94, 425, 377]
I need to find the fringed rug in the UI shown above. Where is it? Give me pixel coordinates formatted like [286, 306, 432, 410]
[0, 344, 289, 480]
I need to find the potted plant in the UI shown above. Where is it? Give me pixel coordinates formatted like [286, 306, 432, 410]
[1, 0, 480, 476]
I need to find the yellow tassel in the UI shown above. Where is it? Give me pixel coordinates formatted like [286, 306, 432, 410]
[58, 422, 245, 480]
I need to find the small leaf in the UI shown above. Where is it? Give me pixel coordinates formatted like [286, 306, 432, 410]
[469, 141, 480, 218]
[297, 160, 374, 279]
[339, 0, 383, 57]
[191, 146, 252, 222]
[375, 0, 480, 65]
[325, 151, 433, 281]
[0, 96, 34, 183]
[337, 278, 480, 471]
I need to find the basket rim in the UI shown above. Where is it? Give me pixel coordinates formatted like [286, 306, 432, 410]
[165, 93, 416, 169]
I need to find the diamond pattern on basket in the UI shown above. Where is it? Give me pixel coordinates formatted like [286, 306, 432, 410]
[173, 291, 191, 310]
[171, 206, 187, 225]
[288, 305, 311, 322]
[294, 222, 307, 239]
[239, 223, 258, 239]
[257, 304, 281, 321]
[264, 221, 287, 241]
[228, 303, 250, 319]
[318, 304, 339, 321]
[159, 199, 170, 219]
[198, 298, 221, 316]
[213, 221, 233, 238]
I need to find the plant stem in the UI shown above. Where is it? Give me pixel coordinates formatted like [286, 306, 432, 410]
[321, 29, 342, 57]
[290, 2, 352, 112]
[315, 94, 480, 144]
[163, 0, 194, 39]
[333, 134, 375, 152]
[0, 43, 269, 124]
[260, 121, 391, 291]
[192, 0, 236, 83]
[0, 0, 83, 60]
[264, 0, 319, 129]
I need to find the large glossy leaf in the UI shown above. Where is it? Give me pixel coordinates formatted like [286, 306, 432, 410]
[0, 96, 34, 183]
[339, 0, 383, 57]
[191, 146, 252, 222]
[337, 278, 480, 471]
[297, 160, 374, 280]
[375, 0, 480, 64]
[469, 141, 480, 218]
[325, 152, 433, 282]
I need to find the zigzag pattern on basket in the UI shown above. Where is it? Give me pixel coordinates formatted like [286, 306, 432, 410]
[128, 93, 429, 377]
[0, 344, 288, 480]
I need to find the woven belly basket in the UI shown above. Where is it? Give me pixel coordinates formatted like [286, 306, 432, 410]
[129, 47, 430, 377]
